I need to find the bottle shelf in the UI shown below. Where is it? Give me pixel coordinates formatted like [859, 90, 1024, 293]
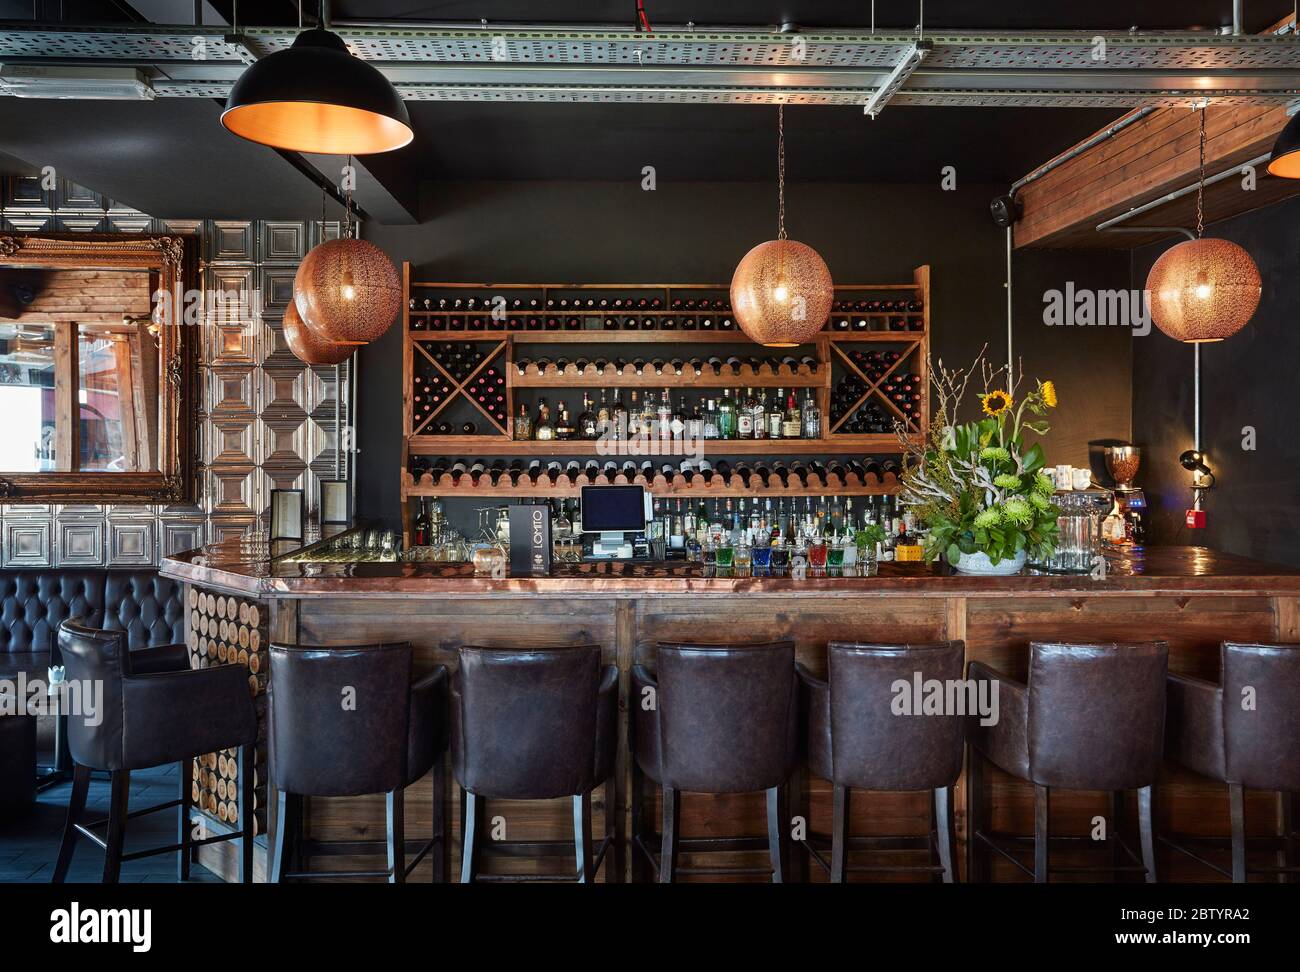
[510, 360, 820, 387]
[406, 435, 914, 456]
[401, 469, 901, 499]
[411, 328, 923, 343]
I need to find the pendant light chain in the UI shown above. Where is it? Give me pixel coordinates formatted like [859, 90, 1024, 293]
[1196, 106, 1206, 239]
[777, 103, 787, 241]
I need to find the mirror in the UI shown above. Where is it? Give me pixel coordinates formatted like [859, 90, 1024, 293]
[0, 234, 196, 503]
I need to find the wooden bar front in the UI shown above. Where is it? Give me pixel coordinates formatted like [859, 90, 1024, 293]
[161, 544, 1300, 883]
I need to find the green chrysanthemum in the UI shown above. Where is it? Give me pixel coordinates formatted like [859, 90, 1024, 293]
[1029, 491, 1052, 512]
[994, 473, 1022, 490]
[973, 508, 1001, 529]
[1032, 472, 1055, 496]
[979, 446, 1010, 463]
[1001, 497, 1033, 526]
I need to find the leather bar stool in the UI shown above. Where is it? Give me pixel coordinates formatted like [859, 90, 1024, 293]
[631, 640, 798, 883]
[268, 642, 448, 883]
[52, 619, 258, 883]
[1164, 641, 1300, 882]
[452, 644, 618, 883]
[799, 641, 965, 882]
[967, 641, 1168, 883]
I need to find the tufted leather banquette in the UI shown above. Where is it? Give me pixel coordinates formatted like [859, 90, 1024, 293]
[0, 569, 184, 659]
[0, 569, 185, 816]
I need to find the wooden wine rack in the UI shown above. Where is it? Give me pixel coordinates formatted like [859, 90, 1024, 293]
[185, 587, 268, 839]
[400, 266, 930, 539]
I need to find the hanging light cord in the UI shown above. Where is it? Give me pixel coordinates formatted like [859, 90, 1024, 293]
[1196, 105, 1206, 239]
[777, 103, 787, 240]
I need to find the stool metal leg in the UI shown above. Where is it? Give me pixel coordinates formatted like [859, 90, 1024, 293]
[1230, 783, 1247, 883]
[52, 763, 90, 883]
[237, 746, 254, 883]
[935, 785, 956, 884]
[1284, 790, 1296, 883]
[432, 757, 446, 882]
[1034, 784, 1050, 884]
[102, 769, 131, 884]
[460, 790, 483, 884]
[574, 791, 594, 883]
[766, 784, 789, 883]
[604, 777, 619, 883]
[1109, 790, 1125, 882]
[830, 784, 850, 883]
[270, 788, 293, 883]
[178, 759, 193, 881]
[660, 787, 680, 884]
[387, 788, 405, 883]
[967, 747, 986, 883]
[1137, 785, 1156, 884]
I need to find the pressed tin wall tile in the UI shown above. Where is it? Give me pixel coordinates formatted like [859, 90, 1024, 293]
[0, 182, 350, 566]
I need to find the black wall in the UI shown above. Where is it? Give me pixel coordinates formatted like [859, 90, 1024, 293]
[358, 179, 1132, 529]
[1132, 194, 1300, 566]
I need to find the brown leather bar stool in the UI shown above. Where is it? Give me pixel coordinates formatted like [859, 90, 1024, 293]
[631, 640, 798, 883]
[1164, 641, 1300, 882]
[967, 641, 1168, 883]
[267, 642, 448, 883]
[452, 644, 618, 883]
[52, 619, 258, 883]
[799, 641, 965, 882]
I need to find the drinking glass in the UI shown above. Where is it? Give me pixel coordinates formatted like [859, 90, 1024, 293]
[733, 542, 751, 573]
[826, 538, 845, 568]
[808, 536, 828, 568]
[770, 542, 790, 573]
[715, 541, 734, 569]
[702, 539, 717, 567]
[751, 541, 772, 569]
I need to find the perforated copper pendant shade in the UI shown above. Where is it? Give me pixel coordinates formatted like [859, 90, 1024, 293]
[1145, 238, 1261, 343]
[294, 238, 401, 346]
[729, 239, 834, 347]
[283, 299, 354, 365]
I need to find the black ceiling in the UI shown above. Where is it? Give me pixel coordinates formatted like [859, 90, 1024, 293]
[401, 102, 1121, 184]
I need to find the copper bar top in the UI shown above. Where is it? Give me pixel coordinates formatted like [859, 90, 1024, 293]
[158, 542, 1300, 600]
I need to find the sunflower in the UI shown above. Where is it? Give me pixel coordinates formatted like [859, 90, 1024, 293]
[1041, 381, 1058, 408]
[980, 389, 1012, 417]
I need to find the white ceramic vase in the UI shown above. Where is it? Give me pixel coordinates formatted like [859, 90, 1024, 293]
[954, 549, 1027, 575]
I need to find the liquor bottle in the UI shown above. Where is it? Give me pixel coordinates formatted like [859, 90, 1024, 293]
[702, 398, 719, 440]
[782, 390, 802, 439]
[752, 390, 768, 440]
[534, 398, 554, 441]
[579, 393, 598, 440]
[414, 499, 430, 546]
[627, 390, 642, 438]
[552, 399, 572, 440]
[596, 390, 611, 439]
[718, 388, 737, 439]
[802, 389, 822, 439]
[658, 389, 672, 441]
[736, 387, 754, 438]
[613, 391, 628, 440]
[768, 388, 784, 439]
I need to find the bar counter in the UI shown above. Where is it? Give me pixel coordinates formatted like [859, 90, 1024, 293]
[160, 542, 1300, 883]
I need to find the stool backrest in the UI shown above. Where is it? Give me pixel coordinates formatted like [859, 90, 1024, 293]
[268, 642, 412, 797]
[654, 640, 797, 793]
[1028, 641, 1168, 790]
[827, 640, 966, 790]
[453, 644, 601, 799]
[1222, 641, 1300, 791]
[57, 618, 129, 770]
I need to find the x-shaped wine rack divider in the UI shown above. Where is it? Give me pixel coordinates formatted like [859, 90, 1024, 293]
[827, 336, 924, 435]
[412, 338, 509, 436]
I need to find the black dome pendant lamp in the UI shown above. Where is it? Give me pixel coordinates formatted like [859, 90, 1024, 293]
[221, 5, 412, 155]
[1266, 111, 1300, 179]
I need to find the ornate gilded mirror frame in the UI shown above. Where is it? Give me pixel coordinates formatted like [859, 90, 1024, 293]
[0, 233, 197, 504]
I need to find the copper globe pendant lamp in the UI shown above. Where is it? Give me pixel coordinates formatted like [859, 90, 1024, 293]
[1145, 106, 1261, 343]
[730, 104, 834, 348]
[220, 3, 412, 155]
[283, 298, 353, 366]
[294, 168, 402, 347]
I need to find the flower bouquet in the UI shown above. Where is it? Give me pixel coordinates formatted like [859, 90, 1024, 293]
[897, 351, 1060, 574]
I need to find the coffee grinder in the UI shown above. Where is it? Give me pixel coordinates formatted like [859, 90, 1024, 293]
[1103, 445, 1147, 544]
